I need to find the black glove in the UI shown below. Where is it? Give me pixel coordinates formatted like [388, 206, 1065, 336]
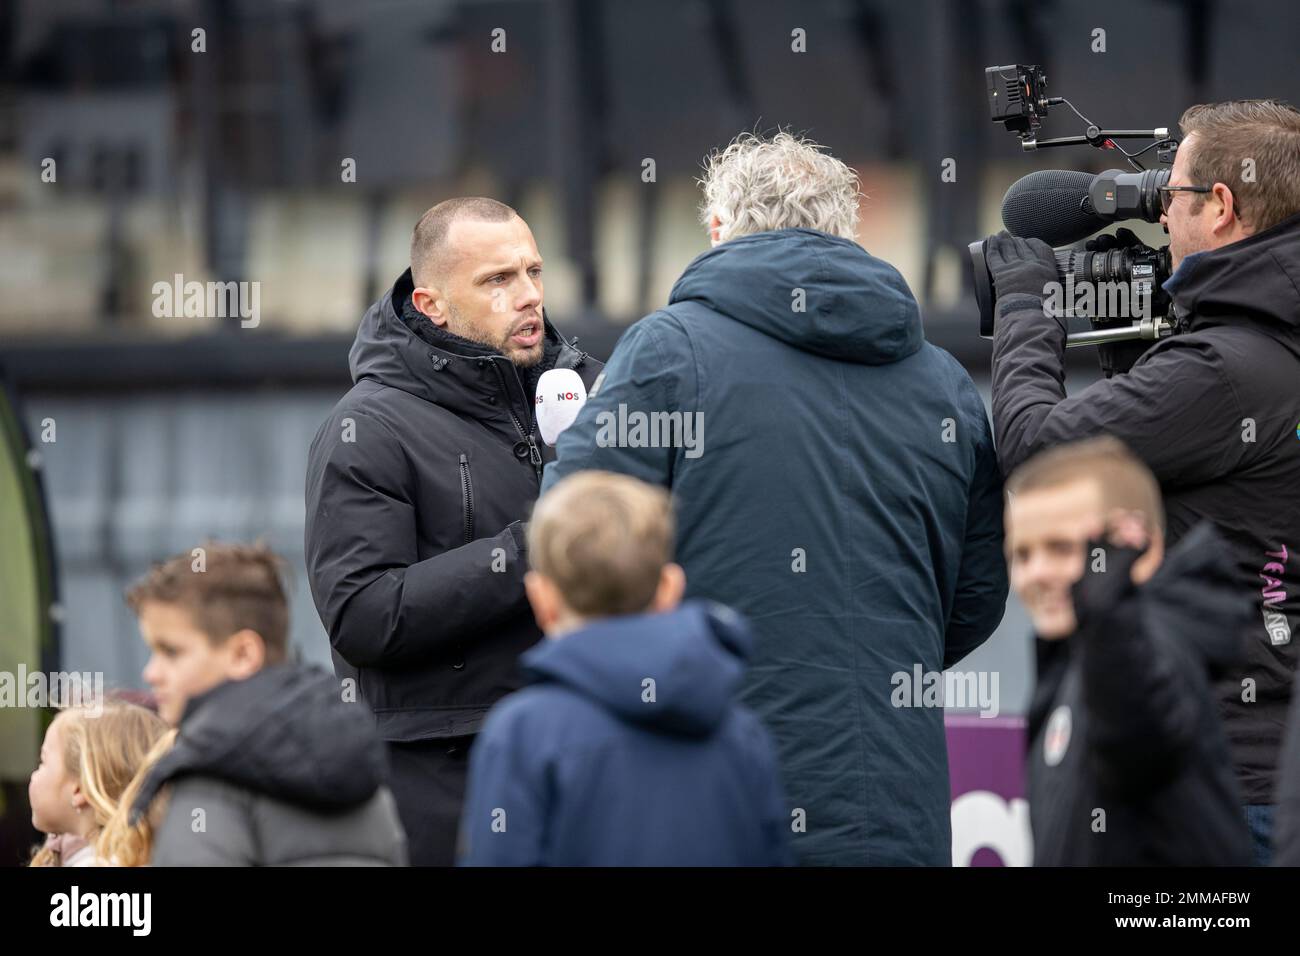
[1084, 227, 1142, 253]
[1070, 513, 1151, 634]
[983, 231, 1059, 299]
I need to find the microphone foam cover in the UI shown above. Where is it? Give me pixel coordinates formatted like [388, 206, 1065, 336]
[1001, 169, 1107, 247]
[535, 368, 588, 446]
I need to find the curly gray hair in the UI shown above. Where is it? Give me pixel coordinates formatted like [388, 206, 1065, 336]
[698, 131, 862, 243]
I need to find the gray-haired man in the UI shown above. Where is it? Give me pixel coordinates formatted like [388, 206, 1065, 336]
[544, 132, 1007, 865]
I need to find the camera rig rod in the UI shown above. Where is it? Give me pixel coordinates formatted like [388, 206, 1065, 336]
[1064, 316, 1174, 348]
[1023, 127, 1169, 151]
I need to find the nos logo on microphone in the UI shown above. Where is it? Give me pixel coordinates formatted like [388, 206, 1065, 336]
[535, 368, 588, 445]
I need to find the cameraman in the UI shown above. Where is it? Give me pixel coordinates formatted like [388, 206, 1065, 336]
[987, 99, 1300, 864]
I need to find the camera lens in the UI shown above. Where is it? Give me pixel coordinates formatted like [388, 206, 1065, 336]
[1055, 247, 1134, 285]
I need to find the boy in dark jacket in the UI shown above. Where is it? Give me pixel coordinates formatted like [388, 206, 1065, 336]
[1007, 438, 1252, 866]
[126, 542, 407, 866]
[458, 471, 791, 866]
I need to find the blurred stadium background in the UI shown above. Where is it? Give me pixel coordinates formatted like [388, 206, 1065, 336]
[2, 0, 1299, 859]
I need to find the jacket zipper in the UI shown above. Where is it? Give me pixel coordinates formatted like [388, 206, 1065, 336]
[458, 454, 474, 544]
[490, 362, 543, 475]
[452, 454, 474, 671]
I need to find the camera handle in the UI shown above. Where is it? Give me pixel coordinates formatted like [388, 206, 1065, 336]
[1022, 126, 1169, 151]
[1065, 316, 1174, 348]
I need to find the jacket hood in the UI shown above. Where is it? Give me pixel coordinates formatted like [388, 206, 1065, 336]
[348, 268, 578, 407]
[130, 665, 387, 822]
[520, 601, 754, 737]
[1164, 210, 1300, 342]
[668, 228, 924, 365]
[1143, 521, 1252, 674]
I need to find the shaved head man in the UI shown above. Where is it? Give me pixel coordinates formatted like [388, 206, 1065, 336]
[306, 197, 602, 864]
[408, 197, 546, 367]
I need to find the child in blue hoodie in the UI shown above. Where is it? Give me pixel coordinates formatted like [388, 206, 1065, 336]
[458, 470, 792, 866]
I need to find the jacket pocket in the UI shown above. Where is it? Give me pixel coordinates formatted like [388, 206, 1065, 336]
[458, 453, 475, 545]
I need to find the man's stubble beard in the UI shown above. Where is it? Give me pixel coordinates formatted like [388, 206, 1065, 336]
[1169, 199, 1215, 271]
[446, 299, 544, 368]
[511, 338, 545, 368]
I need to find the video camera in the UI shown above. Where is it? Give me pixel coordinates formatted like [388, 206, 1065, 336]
[971, 65, 1182, 376]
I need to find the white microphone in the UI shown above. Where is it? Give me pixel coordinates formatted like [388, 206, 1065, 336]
[534, 368, 588, 445]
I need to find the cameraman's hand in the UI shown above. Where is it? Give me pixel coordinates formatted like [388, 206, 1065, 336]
[1084, 227, 1142, 253]
[984, 231, 1058, 299]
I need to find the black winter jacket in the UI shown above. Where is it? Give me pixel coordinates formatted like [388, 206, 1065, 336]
[1272, 657, 1300, 865]
[305, 269, 601, 741]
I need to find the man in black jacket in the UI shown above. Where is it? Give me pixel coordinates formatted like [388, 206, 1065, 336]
[1008, 437, 1252, 865]
[304, 198, 601, 865]
[987, 100, 1300, 863]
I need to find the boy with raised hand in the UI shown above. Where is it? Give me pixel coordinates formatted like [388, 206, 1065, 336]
[1007, 438, 1252, 866]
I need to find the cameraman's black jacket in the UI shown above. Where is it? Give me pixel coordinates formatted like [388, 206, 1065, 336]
[1027, 523, 1253, 866]
[1272, 653, 1300, 864]
[995, 212, 1300, 804]
[305, 269, 601, 742]
[1277, 679, 1300, 865]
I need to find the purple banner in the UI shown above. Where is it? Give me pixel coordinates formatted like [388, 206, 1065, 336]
[946, 715, 1030, 866]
